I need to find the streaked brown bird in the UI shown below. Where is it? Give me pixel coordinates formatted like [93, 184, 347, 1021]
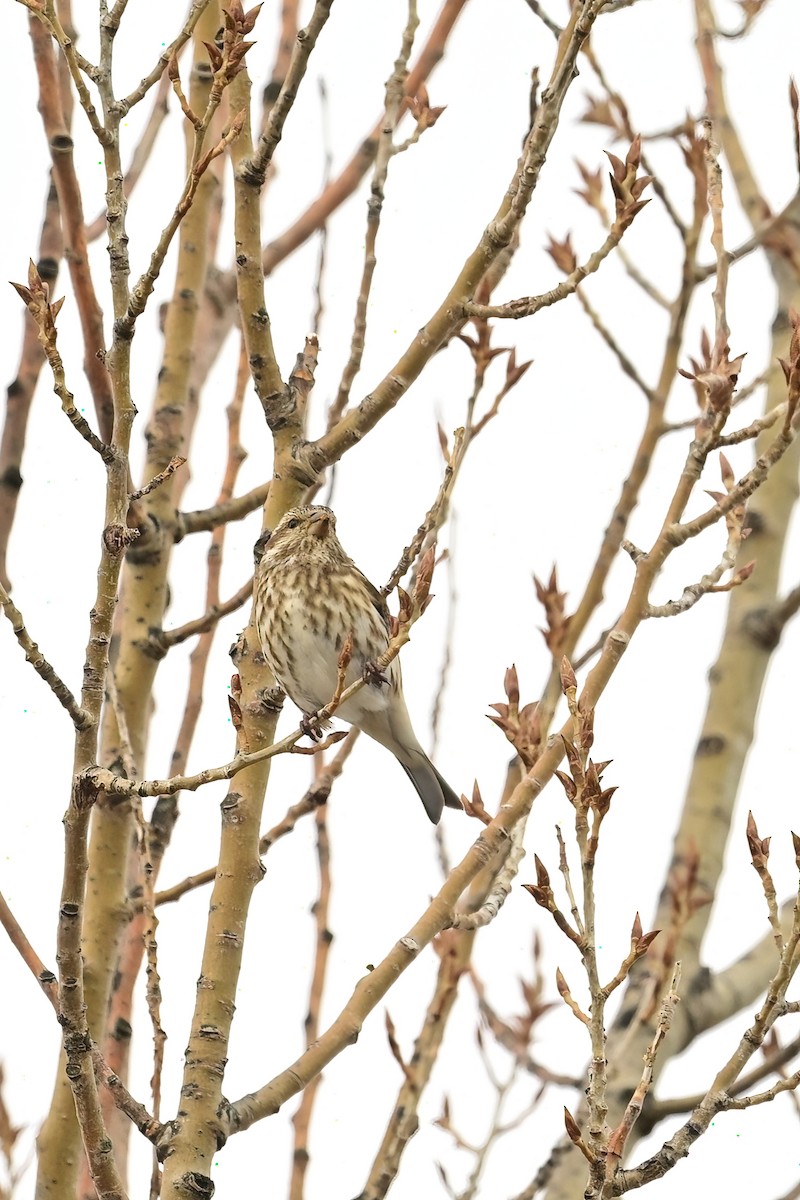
[253, 505, 461, 823]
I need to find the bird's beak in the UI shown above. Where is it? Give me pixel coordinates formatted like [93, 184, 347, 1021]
[308, 511, 331, 539]
[253, 530, 271, 564]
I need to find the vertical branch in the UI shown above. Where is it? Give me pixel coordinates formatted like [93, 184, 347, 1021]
[159, 10, 330, 1189]
[328, 0, 420, 427]
[28, 13, 115, 440]
[56, 796, 128, 1200]
[0, 180, 62, 591]
[289, 772, 333, 1200]
[156, 688, 281, 1197]
[361, 765, 520, 1199]
[43, 6, 227, 1196]
[36, 0, 149, 1185]
[100, 342, 253, 1171]
[259, 0, 300, 134]
[703, 118, 730, 353]
[154, 333, 250, 843]
[85, 0, 223, 1006]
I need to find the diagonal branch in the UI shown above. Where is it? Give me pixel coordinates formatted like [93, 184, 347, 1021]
[243, 0, 334, 188]
[0, 580, 91, 729]
[261, 0, 470, 275]
[158, 577, 253, 649]
[153, 729, 358, 907]
[177, 481, 270, 536]
[301, 0, 608, 480]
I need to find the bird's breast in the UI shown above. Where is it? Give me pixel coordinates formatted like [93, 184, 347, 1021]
[255, 565, 394, 718]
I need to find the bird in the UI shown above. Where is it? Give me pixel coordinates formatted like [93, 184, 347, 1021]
[252, 505, 461, 823]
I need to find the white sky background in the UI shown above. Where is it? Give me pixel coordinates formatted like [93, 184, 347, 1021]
[2, 0, 800, 1196]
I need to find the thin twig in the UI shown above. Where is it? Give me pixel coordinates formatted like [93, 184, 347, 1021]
[466, 227, 634, 321]
[0, 890, 160, 1141]
[119, 112, 246, 336]
[154, 731, 358, 907]
[118, 0, 215, 114]
[582, 39, 685, 236]
[178, 481, 270, 536]
[159, 577, 253, 649]
[0, 580, 91, 729]
[310, 76, 333, 337]
[261, 0, 469, 275]
[29, 0, 108, 143]
[382, 428, 466, 597]
[85, 70, 172, 242]
[129, 456, 186, 503]
[577, 289, 656, 403]
[0, 890, 58, 1008]
[328, 1, 421, 428]
[10, 262, 112, 461]
[245, 0, 335, 187]
[522, 0, 562, 38]
[604, 963, 682, 1182]
[289, 760, 334, 1200]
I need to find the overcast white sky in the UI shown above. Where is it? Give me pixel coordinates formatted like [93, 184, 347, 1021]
[3, 1, 800, 1197]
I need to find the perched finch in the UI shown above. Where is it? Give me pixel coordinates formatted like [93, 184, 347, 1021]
[253, 505, 461, 823]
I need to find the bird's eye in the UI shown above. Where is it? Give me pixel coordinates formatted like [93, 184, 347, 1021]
[287, 517, 299, 529]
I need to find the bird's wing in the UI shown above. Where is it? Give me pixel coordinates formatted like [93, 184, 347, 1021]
[356, 565, 392, 632]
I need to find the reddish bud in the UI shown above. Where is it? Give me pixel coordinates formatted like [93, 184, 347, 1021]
[504, 663, 520, 708]
[564, 1106, 583, 1144]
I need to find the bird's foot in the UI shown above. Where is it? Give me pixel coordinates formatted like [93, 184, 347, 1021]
[363, 659, 389, 688]
[300, 712, 325, 741]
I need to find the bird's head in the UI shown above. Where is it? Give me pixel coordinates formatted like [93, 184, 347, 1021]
[254, 505, 343, 569]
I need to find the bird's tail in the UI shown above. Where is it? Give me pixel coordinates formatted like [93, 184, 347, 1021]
[399, 751, 463, 824]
